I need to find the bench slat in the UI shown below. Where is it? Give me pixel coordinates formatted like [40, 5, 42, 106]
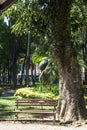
[15, 103, 57, 106]
[14, 109, 56, 114]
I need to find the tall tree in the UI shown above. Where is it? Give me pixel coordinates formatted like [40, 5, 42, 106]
[5, 0, 87, 121]
[50, 0, 86, 121]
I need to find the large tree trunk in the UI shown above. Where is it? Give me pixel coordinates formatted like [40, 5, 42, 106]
[51, 0, 87, 121]
[56, 53, 86, 121]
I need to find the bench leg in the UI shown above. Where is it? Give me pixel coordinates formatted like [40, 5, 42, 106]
[14, 113, 18, 123]
[53, 114, 56, 125]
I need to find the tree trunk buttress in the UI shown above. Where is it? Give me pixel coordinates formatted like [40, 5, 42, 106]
[51, 0, 87, 121]
[56, 55, 86, 121]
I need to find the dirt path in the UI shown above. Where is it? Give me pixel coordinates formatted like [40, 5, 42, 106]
[0, 122, 87, 130]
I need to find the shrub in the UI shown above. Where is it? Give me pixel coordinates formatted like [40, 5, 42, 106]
[30, 85, 59, 96]
[14, 88, 58, 99]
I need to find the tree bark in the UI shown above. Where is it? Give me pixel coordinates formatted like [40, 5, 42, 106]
[50, 0, 87, 121]
[56, 53, 86, 121]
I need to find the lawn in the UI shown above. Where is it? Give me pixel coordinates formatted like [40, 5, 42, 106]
[0, 96, 15, 119]
[0, 96, 57, 120]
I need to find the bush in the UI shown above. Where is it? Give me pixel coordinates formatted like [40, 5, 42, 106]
[31, 85, 59, 96]
[14, 88, 58, 99]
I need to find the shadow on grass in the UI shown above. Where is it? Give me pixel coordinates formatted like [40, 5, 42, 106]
[0, 96, 15, 119]
[0, 111, 14, 119]
[0, 96, 15, 100]
[0, 97, 54, 120]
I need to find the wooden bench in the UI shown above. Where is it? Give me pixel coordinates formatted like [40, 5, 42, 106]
[14, 99, 58, 124]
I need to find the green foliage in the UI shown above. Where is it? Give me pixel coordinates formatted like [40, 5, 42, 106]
[14, 86, 58, 99]
[38, 57, 58, 85]
[69, 0, 87, 68]
[33, 84, 59, 96]
[5, 0, 87, 61]
[32, 55, 46, 63]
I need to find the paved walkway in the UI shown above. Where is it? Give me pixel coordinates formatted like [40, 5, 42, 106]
[1, 90, 15, 97]
[0, 122, 87, 130]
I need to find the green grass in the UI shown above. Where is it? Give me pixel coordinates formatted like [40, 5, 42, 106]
[0, 95, 57, 119]
[0, 96, 15, 119]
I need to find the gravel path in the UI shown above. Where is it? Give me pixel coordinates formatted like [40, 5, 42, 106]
[0, 122, 87, 130]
